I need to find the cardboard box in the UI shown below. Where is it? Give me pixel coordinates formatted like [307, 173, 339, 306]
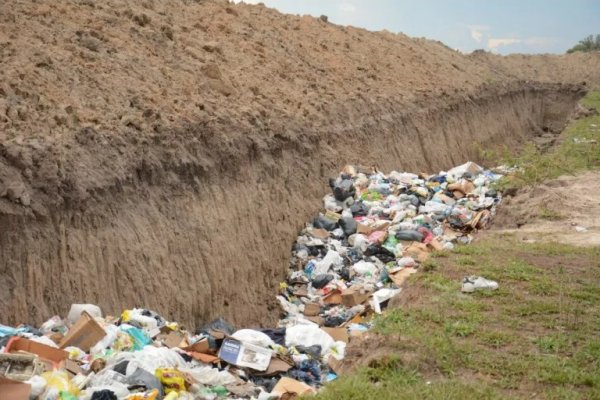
[342, 285, 370, 307]
[0, 353, 44, 381]
[272, 377, 316, 396]
[218, 339, 272, 371]
[65, 359, 82, 377]
[321, 327, 349, 343]
[303, 303, 321, 317]
[59, 311, 106, 351]
[0, 377, 31, 400]
[6, 337, 68, 369]
[158, 330, 186, 349]
[323, 289, 342, 305]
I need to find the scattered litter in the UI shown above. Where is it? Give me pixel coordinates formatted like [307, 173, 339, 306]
[0, 161, 503, 398]
[461, 276, 499, 293]
[575, 225, 589, 233]
[572, 137, 598, 144]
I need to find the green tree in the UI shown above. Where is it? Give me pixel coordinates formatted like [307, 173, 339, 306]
[567, 34, 600, 53]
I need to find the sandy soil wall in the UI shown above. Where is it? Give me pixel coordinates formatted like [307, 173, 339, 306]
[0, 82, 583, 328]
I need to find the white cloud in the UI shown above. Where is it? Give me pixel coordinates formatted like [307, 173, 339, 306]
[468, 25, 490, 43]
[339, 3, 357, 13]
[487, 37, 521, 51]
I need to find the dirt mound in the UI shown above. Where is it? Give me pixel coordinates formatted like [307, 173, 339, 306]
[494, 171, 600, 246]
[0, 0, 598, 327]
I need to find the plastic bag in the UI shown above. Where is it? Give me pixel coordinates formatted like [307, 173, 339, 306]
[179, 366, 237, 386]
[121, 326, 151, 350]
[351, 261, 377, 276]
[67, 304, 102, 324]
[25, 375, 47, 398]
[155, 368, 186, 394]
[90, 324, 119, 355]
[125, 390, 159, 400]
[338, 217, 357, 236]
[231, 329, 275, 349]
[313, 250, 342, 276]
[41, 371, 80, 397]
[285, 325, 334, 356]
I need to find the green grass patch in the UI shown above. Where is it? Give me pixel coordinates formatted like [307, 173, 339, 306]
[485, 91, 600, 191]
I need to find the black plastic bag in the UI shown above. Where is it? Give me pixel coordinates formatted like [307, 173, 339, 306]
[311, 274, 334, 289]
[338, 217, 357, 236]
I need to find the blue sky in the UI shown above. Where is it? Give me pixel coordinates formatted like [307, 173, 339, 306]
[237, 0, 600, 54]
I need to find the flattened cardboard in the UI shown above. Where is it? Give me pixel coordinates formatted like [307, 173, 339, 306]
[321, 327, 348, 343]
[7, 337, 68, 369]
[404, 242, 430, 263]
[327, 357, 344, 375]
[427, 237, 444, 251]
[59, 311, 106, 351]
[189, 352, 219, 364]
[303, 303, 321, 317]
[310, 229, 330, 240]
[389, 267, 418, 287]
[254, 356, 294, 377]
[182, 338, 210, 355]
[272, 377, 316, 396]
[356, 222, 374, 235]
[0, 377, 31, 400]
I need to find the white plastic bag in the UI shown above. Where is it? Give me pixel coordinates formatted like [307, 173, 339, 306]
[371, 288, 402, 313]
[285, 325, 334, 356]
[179, 366, 237, 386]
[90, 324, 119, 355]
[313, 250, 343, 276]
[351, 261, 378, 276]
[231, 329, 275, 349]
[67, 304, 102, 324]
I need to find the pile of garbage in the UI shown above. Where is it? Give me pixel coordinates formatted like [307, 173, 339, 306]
[0, 161, 502, 400]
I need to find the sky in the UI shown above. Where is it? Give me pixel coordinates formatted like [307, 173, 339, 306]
[235, 0, 600, 55]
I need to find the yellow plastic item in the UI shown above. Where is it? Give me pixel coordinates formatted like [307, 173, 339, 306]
[121, 309, 132, 322]
[41, 371, 80, 396]
[163, 392, 179, 400]
[125, 389, 159, 400]
[155, 368, 186, 394]
[166, 322, 178, 330]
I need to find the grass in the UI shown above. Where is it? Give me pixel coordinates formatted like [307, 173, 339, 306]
[313, 93, 600, 400]
[314, 236, 600, 399]
[485, 91, 600, 191]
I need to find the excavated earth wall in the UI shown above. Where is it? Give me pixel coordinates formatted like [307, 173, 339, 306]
[0, 82, 584, 328]
[0, 0, 597, 328]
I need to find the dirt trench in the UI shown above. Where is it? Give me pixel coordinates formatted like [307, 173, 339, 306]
[0, 82, 584, 329]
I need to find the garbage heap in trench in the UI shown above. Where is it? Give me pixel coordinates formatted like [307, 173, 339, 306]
[0, 161, 503, 400]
